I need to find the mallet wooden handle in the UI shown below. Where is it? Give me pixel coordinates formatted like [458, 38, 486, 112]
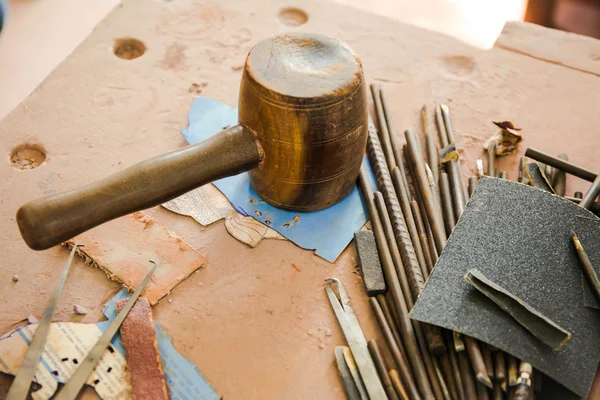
[17, 125, 262, 250]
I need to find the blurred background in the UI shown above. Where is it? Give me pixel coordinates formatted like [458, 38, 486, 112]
[0, 0, 599, 122]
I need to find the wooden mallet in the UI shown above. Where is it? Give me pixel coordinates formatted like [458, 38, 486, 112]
[17, 33, 369, 250]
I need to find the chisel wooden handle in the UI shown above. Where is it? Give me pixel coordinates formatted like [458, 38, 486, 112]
[17, 125, 262, 250]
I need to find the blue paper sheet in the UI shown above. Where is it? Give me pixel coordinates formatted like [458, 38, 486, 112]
[103, 290, 219, 400]
[182, 97, 375, 262]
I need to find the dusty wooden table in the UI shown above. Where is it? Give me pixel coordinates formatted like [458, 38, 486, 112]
[1, 0, 600, 398]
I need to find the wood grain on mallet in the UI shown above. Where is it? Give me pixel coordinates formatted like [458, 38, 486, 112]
[116, 298, 169, 400]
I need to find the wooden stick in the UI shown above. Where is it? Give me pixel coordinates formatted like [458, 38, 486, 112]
[370, 298, 421, 399]
[368, 339, 401, 400]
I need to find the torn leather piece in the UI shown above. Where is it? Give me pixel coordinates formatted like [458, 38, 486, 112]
[465, 269, 570, 350]
[524, 163, 555, 193]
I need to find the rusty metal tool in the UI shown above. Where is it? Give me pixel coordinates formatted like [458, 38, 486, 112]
[440, 104, 469, 201]
[422, 105, 439, 184]
[494, 350, 506, 386]
[371, 84, 396, 171]
[56, 260, 158, 400]
[376, 294, 405, 358]
[508, 355, 518, 387]
[525, 148, 597, 182]
[477, 160, 485, 179]
[440, 172, 456, 238]
[499, 172, 507, 180]
[465, 336, 493, 389]
[335, 346, 362, 400]
[6, 244, 82, 400]
[18, 33, 370, 250]
[468, 176, 478, 197]
[343, 346, 370, 400]
[581, 176, 600, 210]
[518, 157, 527, 184]
[325, 277, 387, 399]
[409, 200, 435, 274]
[390, 369, 410, 400]
[487, 141, 496, 177]
[458, 351, 478, 400]
[482, 345, 494, 379]
[405, 130, 446, 254]
[435, 105, 449, 148]
[552, 154, 568, 196]
[572, 231, 600, 302]
[368, 339, 400, 400]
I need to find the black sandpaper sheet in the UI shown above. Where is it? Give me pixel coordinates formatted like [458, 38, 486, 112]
[410, 177, 600, 399]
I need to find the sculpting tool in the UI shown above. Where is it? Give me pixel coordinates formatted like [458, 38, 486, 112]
[6, 245, 82, 400]
[56, 261, 158, 400]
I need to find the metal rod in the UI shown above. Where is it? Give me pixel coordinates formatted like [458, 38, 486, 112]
[518, 157, 527, 184]
[447, 159, 467, 218]
[499, 171, 507, 180]
[377, 294, 406, 358]
[580, 176, 600, 209]
[392, 167, 430, 280]
[477, 381, 490, 400]
[433, 357, 452, 400]
[410, 200, 435, 274]
[371, 84, 396, 170]
[343, 346, 370, 400]
[573, 231, 600, 301]
[375, 192, 445, 359]
[440, 104, 469, 201]
[359, 168, 432, 400]
[370, 297, 421, 399]
[439, 353, 459, 400]
[564, 196, 600, 216]
[468, 176, 478, 197]
[525, 148, 597, 182]
[7, 245, 82, 400]
[552, 154, 568, 197]
[494, 350, 506, 385]
[435, 105, 449, 148]
[508, 355, 519, 387]
[574, 191, 583, 199]
[446, 331, 466, 400]
[482, 344, 494, 379]
[405, 129, 447, 254]
[390, 369, 410, 400]
[335, 346, 362, 400]
[440, 172, 456, 238]
[487, 141, 496, 177]
[458, 350, 478, 400]
[381, 87, 410, 195]
[493, 382, 503, 400]
[56, 261, 158, 400]
[465, 336, 492, 388]
[367, 123, 427, 309]
[422, 105, 439, 184]
[368, 339, 400, 400]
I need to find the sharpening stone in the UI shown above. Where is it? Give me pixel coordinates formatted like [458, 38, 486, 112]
[354, 230, 386, 296]
[410, 177, 600, 399]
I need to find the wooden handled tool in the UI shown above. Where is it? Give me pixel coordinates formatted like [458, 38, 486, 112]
[17, 33, 368, 250]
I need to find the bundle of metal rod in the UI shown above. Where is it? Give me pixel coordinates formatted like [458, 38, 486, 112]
[358, 167, 435, 400]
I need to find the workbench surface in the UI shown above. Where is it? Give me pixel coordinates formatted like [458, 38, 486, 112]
[1, 0, 600, 398]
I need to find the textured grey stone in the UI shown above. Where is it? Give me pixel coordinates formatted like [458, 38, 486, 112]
[354, 230, 386, 296]
[410, 177, 600, 399]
